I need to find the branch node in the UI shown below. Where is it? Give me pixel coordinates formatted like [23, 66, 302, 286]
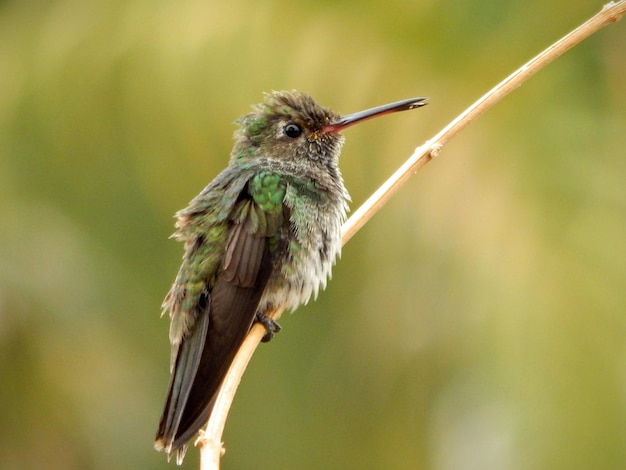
[196, 431, 225, 465]
[602, 1, 625, 22]
[429, 143, 443, 158]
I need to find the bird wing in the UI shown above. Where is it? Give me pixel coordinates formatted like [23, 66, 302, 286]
[155, 173, 285, 461]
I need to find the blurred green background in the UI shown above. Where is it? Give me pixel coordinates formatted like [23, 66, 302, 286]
[1, 0, 625, 468]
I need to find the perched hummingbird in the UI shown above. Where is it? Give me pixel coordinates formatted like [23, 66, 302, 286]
[155, 90, 427, 462]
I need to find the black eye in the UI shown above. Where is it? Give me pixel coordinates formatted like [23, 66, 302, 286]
[284, 123, 302, 138]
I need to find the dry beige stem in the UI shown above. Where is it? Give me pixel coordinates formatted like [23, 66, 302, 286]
[197, 2, 626, 468]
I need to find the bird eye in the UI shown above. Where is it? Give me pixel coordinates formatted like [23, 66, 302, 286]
[284, 123, 302, 138]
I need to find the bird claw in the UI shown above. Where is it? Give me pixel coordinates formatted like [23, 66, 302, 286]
[255, 311, 282, 342]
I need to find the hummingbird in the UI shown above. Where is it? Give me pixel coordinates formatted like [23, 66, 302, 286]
[154, 90, 427, 463]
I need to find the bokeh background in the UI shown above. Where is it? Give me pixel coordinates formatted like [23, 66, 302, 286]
[1, 0, 625, 469]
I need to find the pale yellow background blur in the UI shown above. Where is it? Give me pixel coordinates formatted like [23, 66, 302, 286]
[1, 1, 625, 469]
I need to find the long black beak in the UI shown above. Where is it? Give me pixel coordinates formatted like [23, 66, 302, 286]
[324, 97, 428, 133]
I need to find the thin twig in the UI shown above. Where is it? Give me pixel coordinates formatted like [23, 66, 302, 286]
[197, 2, 626, 467]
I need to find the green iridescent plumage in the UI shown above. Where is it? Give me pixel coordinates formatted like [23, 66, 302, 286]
[155, 90, 427, 463]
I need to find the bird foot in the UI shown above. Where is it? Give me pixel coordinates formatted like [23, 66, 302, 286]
[255, 311, 282, 342]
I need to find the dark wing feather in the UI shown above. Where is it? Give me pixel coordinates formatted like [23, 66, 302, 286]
[155, 191, 280, 462]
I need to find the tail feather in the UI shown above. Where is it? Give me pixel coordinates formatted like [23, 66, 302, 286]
[155, 308, 209, 456]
